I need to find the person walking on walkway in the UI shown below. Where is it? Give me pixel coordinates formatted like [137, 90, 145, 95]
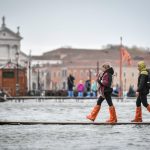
[131, 61, 150, 122]
[86, 63, 117, 123]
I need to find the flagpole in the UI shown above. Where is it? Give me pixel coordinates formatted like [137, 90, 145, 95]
[97, 61, 99, 75]
[119, 37, 123, 98]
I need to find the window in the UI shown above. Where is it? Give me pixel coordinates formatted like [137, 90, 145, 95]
[3, 71, 14, 78]
[3, 32, 6, 36]
[80, 70, 83, 77]
[63, 82, 66, 89]
[64, 70, 67, 77]
[41, 72, 44, 76]
[53, 72, 56, 77]
[124, 72, 126, 77]
[58, 71, 61, 77]
[115, 72, 117, 77]
[62, 69, 67, 77]
[86, 70, 89, 76]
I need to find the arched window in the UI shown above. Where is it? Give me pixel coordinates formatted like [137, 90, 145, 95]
[80, 70, 84, 77]
[115, 72, 117, 77]
[53, 72, 56, 77]
[124, 72, 126, 77]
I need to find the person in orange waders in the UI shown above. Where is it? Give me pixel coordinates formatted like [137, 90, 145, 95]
[131, 61, 150, 122]
[86, 63, 117, 123]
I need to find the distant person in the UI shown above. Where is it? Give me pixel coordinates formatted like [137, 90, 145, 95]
[127, 85, 136, 97]
[77, 80, 84, 97]
[131, 61, 150, 122]
[67, 73, 75, 97]
[86, 63, 117, 123]
[0, 88, 10, 97]
[0, 89, 4, 97]
[91, 80, 97, 97]
[85, 77, 91, 97]
[112, 84, 119, 97]
[0, 89, 11, 101]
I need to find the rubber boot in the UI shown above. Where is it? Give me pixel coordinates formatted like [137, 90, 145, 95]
[86, 105, 100, 121]
[147, 104, 150, 112]
[106, 106, 117, 123]
[131, 106, 142, 122]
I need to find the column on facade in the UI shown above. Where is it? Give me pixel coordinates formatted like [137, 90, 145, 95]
[7, 45, 10, 61]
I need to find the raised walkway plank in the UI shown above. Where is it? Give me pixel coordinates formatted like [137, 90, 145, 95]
[0, 121, 150, 125]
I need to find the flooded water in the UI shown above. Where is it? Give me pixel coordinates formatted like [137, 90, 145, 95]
[0, 98, 150, 150]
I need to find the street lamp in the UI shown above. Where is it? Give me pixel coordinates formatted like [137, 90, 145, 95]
[37, 66, 40, 90]
[28, 50, 32, 91]
[15, 51, 19, 96]
[89, 69, 92, 91]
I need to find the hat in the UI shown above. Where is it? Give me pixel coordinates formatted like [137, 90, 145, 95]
[138, 61, 146, 71]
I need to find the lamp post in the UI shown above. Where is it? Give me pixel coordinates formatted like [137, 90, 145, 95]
[96, 61, 99, 75]
[89, 69, 92, 91]
[28, 50, 31, 91]
[37, 66, 40, 90]
[15, 51, 19, 96]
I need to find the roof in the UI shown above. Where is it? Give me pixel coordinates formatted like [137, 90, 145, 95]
[32, 46, 150, 65]
[0, 16, 22, 40]
[0, 26, 22, 40]
[0, 61, 25, 69]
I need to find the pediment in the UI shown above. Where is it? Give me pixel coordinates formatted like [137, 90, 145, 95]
[0, 27, 22, 40]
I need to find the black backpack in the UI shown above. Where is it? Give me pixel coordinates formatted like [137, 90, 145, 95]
[147, 69, 150, 89]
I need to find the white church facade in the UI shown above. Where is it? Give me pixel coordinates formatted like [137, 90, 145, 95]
[0, 16, 28, 66]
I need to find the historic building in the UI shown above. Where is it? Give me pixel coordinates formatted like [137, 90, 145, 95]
[0, 16, 28, 96]
[32, 47, 150, 93]
[1, 16, 148, 96]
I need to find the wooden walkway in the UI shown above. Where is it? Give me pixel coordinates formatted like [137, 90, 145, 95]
[0, 121, 150, 125]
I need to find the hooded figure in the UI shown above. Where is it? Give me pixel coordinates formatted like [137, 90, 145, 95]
[131, 61, 150, 122]
[67, 74, 75, 97]
[98, 67, 114, 97]
[86, 63, 117, 123]
[136, 61, 149, 94]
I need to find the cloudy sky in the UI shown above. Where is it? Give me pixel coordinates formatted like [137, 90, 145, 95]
[0, 0, 150, 55]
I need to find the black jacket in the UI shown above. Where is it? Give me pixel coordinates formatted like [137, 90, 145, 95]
[85, 80, 91, 92]
[67, 75, 75, 90]
[137, 74, 149, 95]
